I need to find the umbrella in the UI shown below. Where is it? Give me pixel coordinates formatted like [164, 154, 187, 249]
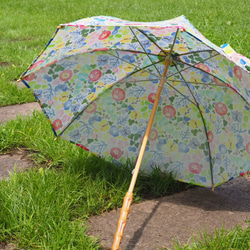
[19, 15, 250, 249]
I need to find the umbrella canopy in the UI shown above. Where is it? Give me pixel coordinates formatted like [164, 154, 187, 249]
[20, 15, 250, 189]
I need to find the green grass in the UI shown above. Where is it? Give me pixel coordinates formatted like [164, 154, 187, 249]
[0, 112, 186, 248]
[0, 0, 249, 106]
[1, 0, 250, 248]
[161, 224, 250, 249]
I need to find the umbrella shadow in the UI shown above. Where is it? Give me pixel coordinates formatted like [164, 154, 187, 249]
[160, 177, 250, 212]
[122, 178, 250, 249]
[124, 200, 162, 249]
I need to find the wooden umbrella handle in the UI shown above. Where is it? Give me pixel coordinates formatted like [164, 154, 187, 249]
[111, 192, 133, 250]
[111, 56, 172, 250]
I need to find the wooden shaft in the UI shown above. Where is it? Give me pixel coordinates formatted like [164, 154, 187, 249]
[111, 57, 171, 250]
[111, 192, 133, 250]
[128, 57, 171, 194]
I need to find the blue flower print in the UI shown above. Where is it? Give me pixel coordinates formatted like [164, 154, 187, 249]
[120, 126, 131, 136]
[64, 100, 72, 110]
[69, 129, 81, 141]
[219, 144, 227, 154]
[129, 146, 137, 152]
[178, 142, 189, 153]
[189, 138, 200, 149]
[182, 56, 191, 64]
[228, 67, 233, 78]
[88, 115, 102, 126]
[71, 104, 80, 113]
[109, 125, 119, 137]
[97, 55, 109, 67]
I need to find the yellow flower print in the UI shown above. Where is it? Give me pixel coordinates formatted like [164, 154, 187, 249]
[130, 110, 142, 120]
[100, 120, 110, 131]
[226, 138, 236, 151]
[87, 93, 95, 101]
[124, 65, 134, 72]
[121, 35, 131, 43]
[167, 141, 178, 152]
[179, 107, 187, 115]
[55, 43, 65, 50]
[190, 119, 202, 129]
[139, 71, 150, 77]
[59, 91, 69, 102]
[175, 44, 189, 53]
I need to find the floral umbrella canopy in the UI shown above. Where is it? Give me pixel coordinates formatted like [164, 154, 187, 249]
[20, 15, 250, 190]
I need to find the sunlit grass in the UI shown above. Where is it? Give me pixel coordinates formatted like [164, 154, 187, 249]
[0, 112, 186, 248]
[1, 0, 249, 106]
[1, 0, 250, 248]
[161, 224, 250, 249]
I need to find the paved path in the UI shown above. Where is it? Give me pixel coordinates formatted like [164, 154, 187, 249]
[0, 102, 41, 124]
[1, 102, 250, 250]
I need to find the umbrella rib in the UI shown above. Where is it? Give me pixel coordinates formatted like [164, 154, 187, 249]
[106, 50, 164, 78]
[135, 28, 168, 56]
[106, 49, 164, 57]
[129, 27, 162, 77]
[178, 49, 214, 56]
[57, 56, 166, 138]
[171, 53, 221, 79]
[173, 61, 215, 188]
[167, 79, 226, 87]
[107, 50, 196, 105]
[173, 55, 250, 106]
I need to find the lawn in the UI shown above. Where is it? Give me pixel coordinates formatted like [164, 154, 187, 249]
[0, 0, 250, 249]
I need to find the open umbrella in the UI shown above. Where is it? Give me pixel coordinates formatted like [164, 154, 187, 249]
[19, 15, 250, 249]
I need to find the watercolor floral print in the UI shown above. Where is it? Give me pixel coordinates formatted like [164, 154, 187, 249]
[21, 15, 250, 188]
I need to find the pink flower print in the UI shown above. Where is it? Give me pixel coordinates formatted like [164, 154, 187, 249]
[207, 131, 213, 143]
[62, 115, 71, 123]
[98, 30, 111, 40]
[24, 73, 35, 81]
[30, 60, 44, 70]
[85, 102, 97, 113]
[59, 70, 73, 81]
[197, 63, 210, 73]
[58, 109, 65, 117]
[48, 100, 54, 106]
[169, 90, 175, 97]
[112, 88, 126, 101]
[52, 119, 62, 131]
[233, 65, 242, 80]
[91, 133, 97, 139]
[53, 79, 61, 85]
[89, 69, 102, 82]
[189, 162, 202, 174]
[149, 128, 158, 141]
[213, 77, 224, 85]
[246, 142, 250, 155]
[117, 141, 124, 148]
[148, 93, 156, 103]
[215, 102, 228, 116]
[225, 126, 230, 133]
[110, 147, 122, 159]
[93, 48, 109, 52]
[163, 105, 176, 118]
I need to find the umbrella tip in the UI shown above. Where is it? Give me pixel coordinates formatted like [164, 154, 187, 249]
[54, 136, 60, 141]
[211, 184, 215, 192]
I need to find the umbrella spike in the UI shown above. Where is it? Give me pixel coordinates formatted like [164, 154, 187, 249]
[212, 184, 215, 192]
